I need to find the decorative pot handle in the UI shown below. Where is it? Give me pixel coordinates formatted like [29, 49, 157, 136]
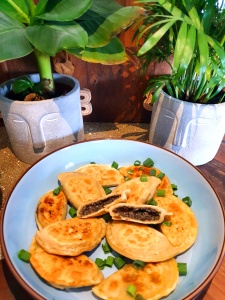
[80, 89, 92, 116]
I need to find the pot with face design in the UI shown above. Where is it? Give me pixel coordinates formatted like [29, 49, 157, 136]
[0, 73, 92, 164]
[147, 91, 225, 166]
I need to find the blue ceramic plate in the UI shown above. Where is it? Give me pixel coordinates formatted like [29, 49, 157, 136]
[1, 139, 225, 300]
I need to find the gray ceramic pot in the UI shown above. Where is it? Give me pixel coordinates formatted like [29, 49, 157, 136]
[0, 73, 92, 164]
[149, 91, 225, 165]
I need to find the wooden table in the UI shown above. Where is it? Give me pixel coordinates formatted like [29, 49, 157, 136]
[0, 123, 225, 300]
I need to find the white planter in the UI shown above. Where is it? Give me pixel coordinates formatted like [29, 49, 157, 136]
[149, 91, 225, 165]
[0, 74, 92, 164]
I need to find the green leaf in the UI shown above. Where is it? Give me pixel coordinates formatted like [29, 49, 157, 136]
[0, 0, 32, 24]
[0, 12, 33, 61]
[37, 0, 92, 21]
[12, 79, 33, 93]
[197, 31, 209, 78]
[26, 23, 88, 56]
[173, 22, 188, 71]
[138, 20, 176, 56]
[69, 37, 127, 64]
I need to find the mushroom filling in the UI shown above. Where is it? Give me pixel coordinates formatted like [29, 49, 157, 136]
[113, 206, 161, 221]
[80, 195, 120, 216]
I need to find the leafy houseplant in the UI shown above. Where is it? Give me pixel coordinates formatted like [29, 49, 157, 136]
[0, 0, 144, 164]
[0, 0, 144, 99]
[132, 0, 225, 165]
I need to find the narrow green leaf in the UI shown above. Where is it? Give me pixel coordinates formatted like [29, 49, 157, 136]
[197, 31, 209, 79]
[173, 22, 188, 71]
[0, 0, 31, 24]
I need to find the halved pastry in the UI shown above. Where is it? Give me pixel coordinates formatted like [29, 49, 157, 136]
[154, 194, 198, 254]
[77, 191, 129, 218]
[92, 259, 178, 300]
[113, 176, 161, 204]
[75, 163, 125, 187]
[119, 165, 174, 196]
[35, 189, 67, 230]
[58, 172, 106, 208]
[106, 221, 178, 262]
[108, 203, 172, 224]
[35, 217, 106, 256]
[30, 239, 104, 289]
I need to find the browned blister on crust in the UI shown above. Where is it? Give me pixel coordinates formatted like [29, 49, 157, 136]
[29, 238, 104, 289]
[35, 217, 106, 256]
[92, 259, 179, 300]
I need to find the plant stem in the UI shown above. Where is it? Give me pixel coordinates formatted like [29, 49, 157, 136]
[33, 48, 55, 91]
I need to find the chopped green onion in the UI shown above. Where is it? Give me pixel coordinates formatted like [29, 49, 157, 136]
[157, 172, 165, 179]
[135, 294, 145, 300]
[95, 258, 105, 270]
[182, 196, 192, 207]
[140, 174, 148, 182]
[162, 220, 172, 226]
[132, 260, 146, 269]
[127, 284, 137, 297]
[114, 256, 126, 269]
[18, 249, 31, 262]
[53, 185, 62, 195]
[139, 166, 144, 171]
[105, 256, 114, 267]
[101, 213, 111, 222]
[127, 169, 133, 175]
[171, 183, 178, 190]
[102, 241, 111, 254]
[134, 160, 141, 166]
[177, 262, 187, 276]
[146, 199, 157, 206]
[111, 161, 119, 169]
[156, 189, 165, 197]
[143, 158, 154, 167]
[125, 176, 131, 181]
[149, 169, 156, 176]
[90, 161, 96, 164]
[69, 207, 77, 218]
[104, 187, 112, 195]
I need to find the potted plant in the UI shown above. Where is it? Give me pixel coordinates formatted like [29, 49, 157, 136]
[133, 0, 225, 165]
[0, 0, 145, 164]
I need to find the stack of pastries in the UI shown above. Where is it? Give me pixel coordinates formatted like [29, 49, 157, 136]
[30, 162, 198, 299]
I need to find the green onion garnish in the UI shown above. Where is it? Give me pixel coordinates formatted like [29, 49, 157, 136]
[102, 241, 111, 254]
[177, 262, 187, 276]
[111, 161, 119, 169]
[135, 294, 145, 300]
[125, 176, 131, 181]
[95, 258, 105, 270]
[162, 220, 172, 226]
[146, 199, 157, 206]
[127, 284, 137, 297]
[105, 256, 114, 267]
[132, 260, 146, 269]
[143, 158, 154, 167]
[156, 189, 165, 197]
[69, 207, 77, 218]
[171, 183, 178, 190]
[182, 196, 192, 207]
[90, 161, 96, 164]
[18, 249, 31, 262]
[149, 169, 156, 176]
[157, 172, 165, 179]
[53, 185, 62, 195]
[140, 174, 148, 182]
[114, 256, 126, 269]
[134, 160, 141, 166]
[101, 213, 112, 222]
[127, 169, 133, 175]
[104, 187, 112, 195]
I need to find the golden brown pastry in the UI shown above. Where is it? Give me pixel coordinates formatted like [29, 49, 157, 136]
[108, 203, 172, 224]
[35, 217, 106, 256]
[154, 194, 198, 254]
[58, 172, 106, 208]
[29, 239, 104, 289]
[92, 259, 179, 300]
[106, 221, 178, 262]
[113, 176, 161, 204]
[35, 189, 67, 230]
[75, 163, 125, 187]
